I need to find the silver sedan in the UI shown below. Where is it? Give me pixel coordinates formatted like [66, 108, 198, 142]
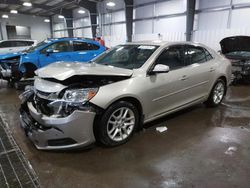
[19, 41, 232, 150]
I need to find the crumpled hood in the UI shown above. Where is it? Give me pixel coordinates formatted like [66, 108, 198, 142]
[220, 36, 250, 54]
[35, 61, 133, 81]
[0, 52, 22, 60]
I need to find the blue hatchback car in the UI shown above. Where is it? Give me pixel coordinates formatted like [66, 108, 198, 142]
[0, 37, 106, 81]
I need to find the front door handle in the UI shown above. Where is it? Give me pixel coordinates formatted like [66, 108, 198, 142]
[210, 67, 215, 72]
[180, 75, 188, 81]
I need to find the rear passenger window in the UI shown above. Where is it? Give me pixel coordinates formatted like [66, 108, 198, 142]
[73, 41, 89, 51]
[89, 44, 100, 50]
[186, 46, 207, 65]
[155, 45, 185, 70]
[73, 41, 100, 51]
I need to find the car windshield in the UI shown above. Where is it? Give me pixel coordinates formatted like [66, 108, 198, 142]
[94, 45, 158, 69]
[24, 40, 50, 53]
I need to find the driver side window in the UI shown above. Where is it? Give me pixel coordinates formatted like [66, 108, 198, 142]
[155, 46, 185, 70]
[41, 41, 70, 54]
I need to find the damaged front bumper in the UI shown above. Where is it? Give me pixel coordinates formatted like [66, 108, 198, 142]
[231, 61, 250, 81]
[20, 95, 97, 150]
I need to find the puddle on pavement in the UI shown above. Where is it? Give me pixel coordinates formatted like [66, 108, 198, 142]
[209, 85, 250, 130]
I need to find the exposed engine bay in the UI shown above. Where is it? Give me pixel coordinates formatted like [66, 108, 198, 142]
[0, 55, 21, 82]
[20, 75, 130, 118]
[229, 59, 250, 82]
[220, 36, 250, 83]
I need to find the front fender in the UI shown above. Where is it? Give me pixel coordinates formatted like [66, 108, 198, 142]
[19, 54, 39, 73]
[90, 78, 144, 112]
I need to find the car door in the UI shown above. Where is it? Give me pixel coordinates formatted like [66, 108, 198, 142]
[184, 45, 217, 100]
[38, 41, 72, 67]
[72, 41, 102, 62]
[144, 45, 196, 119]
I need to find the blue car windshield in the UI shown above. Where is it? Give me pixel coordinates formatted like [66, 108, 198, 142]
[94, 45, 158, 70]
[25, 40, 50, 53]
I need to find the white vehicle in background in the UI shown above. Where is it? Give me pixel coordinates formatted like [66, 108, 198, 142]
[0, 39, 37, 54]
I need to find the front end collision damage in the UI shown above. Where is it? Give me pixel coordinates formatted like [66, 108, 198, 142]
[19, 74, 131, 150]
[230, 60, 250, 82]
[220, 36, 250, 82]
[0, 55, 22, 81]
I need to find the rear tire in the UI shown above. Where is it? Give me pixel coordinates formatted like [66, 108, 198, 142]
[96, 101, 139, 147]
[205, 79, 226, 107]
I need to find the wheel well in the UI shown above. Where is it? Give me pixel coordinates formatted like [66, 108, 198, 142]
[94, 97, 144, 135]
[218, 76, 227, 86]
[116, 97, 144, 130]
[23, 63, 37, 71]
[21, 63, 37, 78]
[116, 97, 143, 116]
[20, 63, 37, 73]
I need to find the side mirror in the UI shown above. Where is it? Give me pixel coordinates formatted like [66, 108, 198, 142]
[149, 64, 170, 75]
[46, 48, 53, 56]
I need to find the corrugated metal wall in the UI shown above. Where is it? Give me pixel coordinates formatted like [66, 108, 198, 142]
[53, 22, 68, 38]
[73, 17, 92, 38]
[194, 0, 250, 51]
[100, 9, 127, 47]
[193, 28, 250, 51]
[132, 0, 186, 43]
[51, 0, 250, 50]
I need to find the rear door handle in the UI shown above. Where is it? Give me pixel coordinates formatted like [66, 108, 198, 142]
[180, 75, 188, 81]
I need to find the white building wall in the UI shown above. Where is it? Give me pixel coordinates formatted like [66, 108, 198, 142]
[52, 8, 93, 39]
[50, 0, 250, 50]
[0, 14, 51, 41]
[198, 0, 231, 9]
[73, 8, 92, 38]
[133, 0, 187, 42]
[194, 0, 250, 51]
[97, 0, 187, 47]
[53, 21, 68, 38]
[98, 1, 127, 47]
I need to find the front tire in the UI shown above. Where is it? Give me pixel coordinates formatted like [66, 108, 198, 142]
[205, 79, 226, 107]
[96, 101, 139, 147]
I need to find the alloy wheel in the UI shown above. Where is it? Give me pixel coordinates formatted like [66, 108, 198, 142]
[107, 107, 135, 142]
[213, 82, 225, 104]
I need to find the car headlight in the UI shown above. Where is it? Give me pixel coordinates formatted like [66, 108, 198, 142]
[19, 86, 34, 104]
[63, 88, 98, 104]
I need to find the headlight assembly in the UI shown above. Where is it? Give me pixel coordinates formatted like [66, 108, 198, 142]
[63, 88, 98, 104]
[19, 86, 34, 104]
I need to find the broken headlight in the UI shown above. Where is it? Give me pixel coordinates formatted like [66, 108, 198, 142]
[19, 86, 34, 104]
[63, 88, 98, 104]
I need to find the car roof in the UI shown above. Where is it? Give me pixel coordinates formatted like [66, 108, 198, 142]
[46, 37, 100, 46]
[48, 37, 95, 42]
[126, 40, 205, 47]
[1, 39, 36, 42]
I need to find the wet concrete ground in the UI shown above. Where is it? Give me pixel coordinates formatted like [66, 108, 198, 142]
[0, 81, 250, 188]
